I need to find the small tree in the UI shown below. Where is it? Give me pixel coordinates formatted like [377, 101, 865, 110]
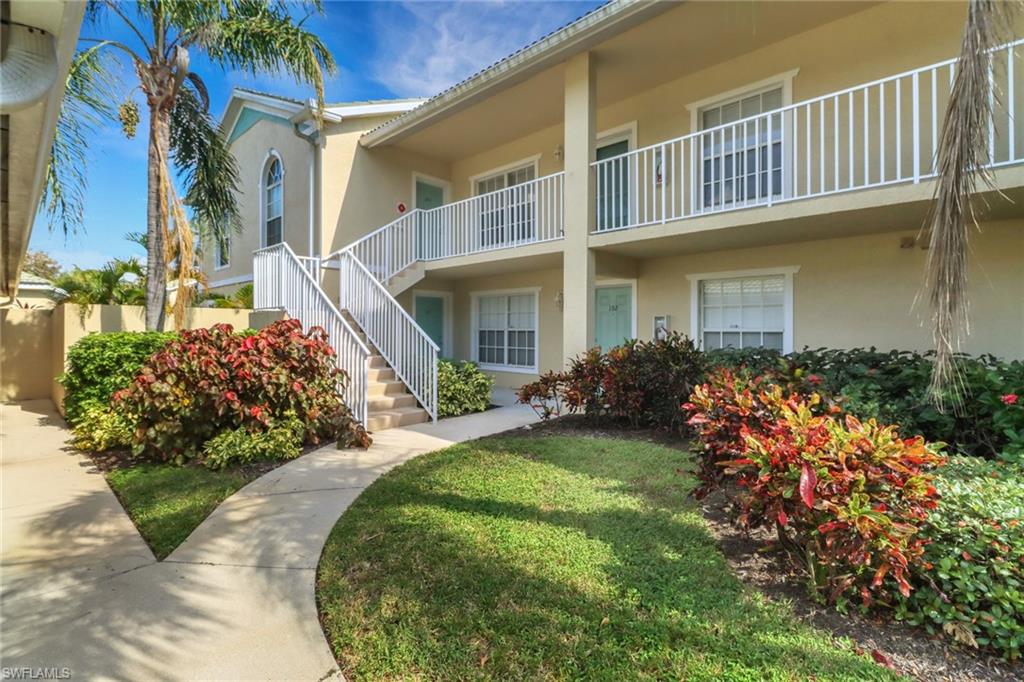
[45, 1, 336, 330]
[22, 251, 63, 281]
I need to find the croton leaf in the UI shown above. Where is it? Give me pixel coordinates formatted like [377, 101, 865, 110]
[799, 462, 817, 508]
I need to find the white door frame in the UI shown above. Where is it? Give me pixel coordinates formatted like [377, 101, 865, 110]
[594, 278, 638, 346]
[412, 289, 453, 358]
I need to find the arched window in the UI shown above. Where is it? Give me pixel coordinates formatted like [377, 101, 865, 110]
[264, 156, 283, 246]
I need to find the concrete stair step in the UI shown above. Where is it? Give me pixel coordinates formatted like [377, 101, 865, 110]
[368, 367, 395, 382]
[366, 406, 429, 431]
[368, 393, 417, 411]
[368, 354, 387, 369]
[368, 379, 406, 396]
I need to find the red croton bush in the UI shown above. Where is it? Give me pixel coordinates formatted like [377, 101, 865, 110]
[685, 368, 946, 607]
[517, 333, 705, 432]
[113, 319, 370, 462]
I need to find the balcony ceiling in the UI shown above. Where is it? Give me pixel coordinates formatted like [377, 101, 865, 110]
[386, 1, 878, 162]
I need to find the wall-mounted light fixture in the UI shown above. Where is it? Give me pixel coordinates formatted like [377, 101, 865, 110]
[553, 144, 564, 161]
[554, 291, 564, 311]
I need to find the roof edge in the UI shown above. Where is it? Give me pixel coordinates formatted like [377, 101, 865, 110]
[359, 0, 669, 148]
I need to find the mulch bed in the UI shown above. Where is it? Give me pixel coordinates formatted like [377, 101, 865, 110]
[81, 442, 323, 479]
[495, 416, 1022, 682]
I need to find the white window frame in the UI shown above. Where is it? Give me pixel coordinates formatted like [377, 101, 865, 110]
[468, 154, 541, 196]
[260, 149, 285, 248]
[687, 69, 799, 205]
[686, 266, 799, 353]
[470, 286, 541, 374]
[412, 289, 454, 358]
[213, 230, 230, 271]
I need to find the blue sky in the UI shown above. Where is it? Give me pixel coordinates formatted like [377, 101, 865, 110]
[31, 0, 602, 271]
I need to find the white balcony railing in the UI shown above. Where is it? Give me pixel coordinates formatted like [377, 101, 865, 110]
[417, 172, 564, 260]
[592, 38, 1024, 233]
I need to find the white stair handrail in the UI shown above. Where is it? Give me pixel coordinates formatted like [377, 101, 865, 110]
[254, 242, 371, 425]
[338, 250, 439, 422]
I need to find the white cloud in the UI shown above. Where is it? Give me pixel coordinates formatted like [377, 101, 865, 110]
[369, 1, 589, 98]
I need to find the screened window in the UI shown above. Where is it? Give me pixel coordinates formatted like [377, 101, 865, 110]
[475, 293, 537, 369]
[264, 157, 283, 246]
[700, 275, 785, 352]
[475, 164, 536, 247]
[214, 231, 230, 268]
[701, 86, 783, 208]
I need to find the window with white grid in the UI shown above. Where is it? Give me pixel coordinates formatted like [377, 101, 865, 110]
[701, 86, 783, 208]
[700, 275, 785, 351]
[475, 164, 536, 247]
[475, 292, 537, 370]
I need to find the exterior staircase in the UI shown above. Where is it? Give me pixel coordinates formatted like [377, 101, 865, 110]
[342, 311, 430, 431]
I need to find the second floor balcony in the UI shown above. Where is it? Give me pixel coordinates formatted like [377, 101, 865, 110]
[592, 37, 1024, 234]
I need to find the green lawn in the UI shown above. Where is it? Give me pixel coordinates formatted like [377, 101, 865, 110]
[106, 464, 253, 559]
[317, 435, 895, 681]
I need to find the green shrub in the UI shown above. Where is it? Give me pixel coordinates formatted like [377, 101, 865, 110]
[437, 359, 493, 418]
[897, 457, 1023, 659]
[60, 331, 174, 425]
[202, 412, 305, 470]
[709, 347, 1024, 461]
[71, 402, 134, 452]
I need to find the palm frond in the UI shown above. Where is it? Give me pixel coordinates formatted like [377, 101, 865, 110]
[191, 0, 336, 111]
[41, 43, 120, 236]
[169, 76, 241, 246]
[921, 0, 1018, 410]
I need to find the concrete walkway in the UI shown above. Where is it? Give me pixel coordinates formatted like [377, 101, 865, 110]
[1, 392, 537, 681]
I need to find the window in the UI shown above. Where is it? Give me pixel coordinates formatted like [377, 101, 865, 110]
[700, 86, 784, 208]
[475, 163, 536, 247]
[700, 275, 784, 351]
[264, 157, 283, 246]
[473, 291, 537, 371]
[214, 231, 230, 269]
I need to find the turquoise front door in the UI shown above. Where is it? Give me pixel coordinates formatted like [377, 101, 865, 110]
[596, 139, 630, 229]
[415, 180, 444, 210]
[415, 180, 445, 259]
[415, 295, 445, 354]
[595, 286, 633, 350]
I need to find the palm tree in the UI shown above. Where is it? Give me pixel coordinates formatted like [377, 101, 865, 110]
[923, 0, 1017, 407]
[52, 259, 147, 306]
[44, 1, 336, 330]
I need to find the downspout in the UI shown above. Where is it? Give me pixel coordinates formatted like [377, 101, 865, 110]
[292, 122, 320, 259]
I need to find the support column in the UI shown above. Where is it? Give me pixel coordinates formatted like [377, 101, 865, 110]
[562, 51, 596, 367]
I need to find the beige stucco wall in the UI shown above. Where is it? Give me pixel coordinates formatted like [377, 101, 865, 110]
[1, 308, 54, 401]
[205, 116, 314, 287]
[440, 1, 1001, 206]
[401, 268, 564, 388]
[1, 304, 284, 409]
[391, 219, 1021, 393]
[320, 116, 452, 256]
[635, 219, 1024, 360]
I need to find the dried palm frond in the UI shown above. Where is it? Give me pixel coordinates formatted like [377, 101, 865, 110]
[920, 0, 1018, 411]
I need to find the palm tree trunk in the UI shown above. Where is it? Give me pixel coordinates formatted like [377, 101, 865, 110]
[145, 105, 170, 331]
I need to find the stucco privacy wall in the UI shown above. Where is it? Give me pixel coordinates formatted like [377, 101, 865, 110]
[205, 116, 313, 289]
[1, 309, 52, 401]
[634, 220, 1024, 360]
[0, 303, 281, 405]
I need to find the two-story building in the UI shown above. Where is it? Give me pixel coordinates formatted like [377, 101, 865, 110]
[208, 0, 1024, 430]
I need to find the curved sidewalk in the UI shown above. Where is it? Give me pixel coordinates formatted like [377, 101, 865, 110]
[1, 394, 537, 681]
